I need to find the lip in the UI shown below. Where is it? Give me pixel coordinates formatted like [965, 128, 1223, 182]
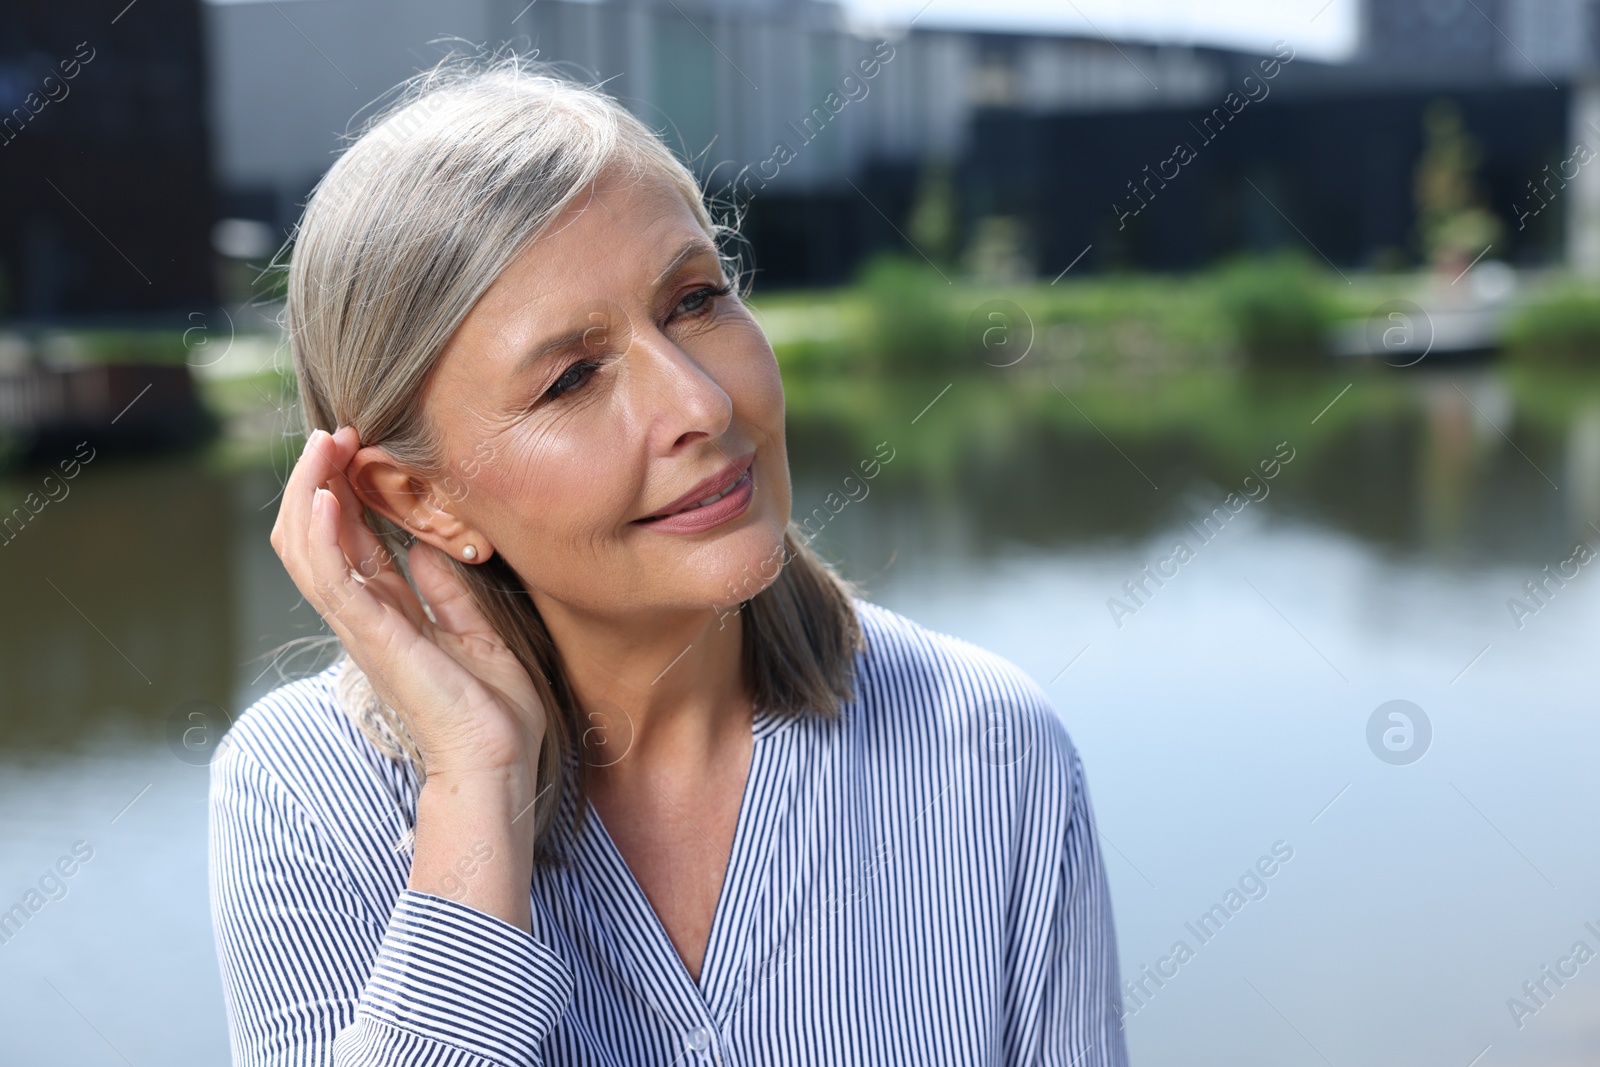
[633, 451, 757, 533]
[636, 469, 754, 534]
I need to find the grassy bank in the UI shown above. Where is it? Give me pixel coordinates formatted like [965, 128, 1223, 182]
[12, 255, 1600, 476]
[750, 252, 1600, 378]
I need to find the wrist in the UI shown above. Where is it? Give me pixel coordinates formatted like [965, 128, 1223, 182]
[420, 763, 544, 821]
[411, 764, 543, 932]
[423, 760, 537, 790]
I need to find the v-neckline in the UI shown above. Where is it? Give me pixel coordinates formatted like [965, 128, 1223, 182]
[566, 704, 793, 1018]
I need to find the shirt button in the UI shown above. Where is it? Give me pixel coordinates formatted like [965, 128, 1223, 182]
[685, 1025, 713, 1052]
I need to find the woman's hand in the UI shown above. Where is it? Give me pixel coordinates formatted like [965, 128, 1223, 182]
[269, 426, 548, 783]
[271, 426, 549, 930]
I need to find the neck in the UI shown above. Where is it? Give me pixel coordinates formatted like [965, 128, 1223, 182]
[532, 595, 751, 774]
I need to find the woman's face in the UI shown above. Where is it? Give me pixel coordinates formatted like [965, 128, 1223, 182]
[397, 165, 791, 620]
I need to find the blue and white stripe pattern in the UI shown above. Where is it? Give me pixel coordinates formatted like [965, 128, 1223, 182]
[209, 598, 1129, 1065]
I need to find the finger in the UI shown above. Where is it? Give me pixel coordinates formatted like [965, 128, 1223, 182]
[409, 540, 501, 642]
[282, 427, 366, 590]
[303, 488, 466, 738]
[303, 485, 402, 643]
[271, 429, 326, 558]
[318, 437, 390, 581]
[275, 427, 349, 573]
[317, 429, 435, 633]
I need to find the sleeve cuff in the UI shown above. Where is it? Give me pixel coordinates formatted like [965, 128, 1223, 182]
[356, 889, 574, 1067]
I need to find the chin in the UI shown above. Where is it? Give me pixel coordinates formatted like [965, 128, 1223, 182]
[695, 519, 788, 611]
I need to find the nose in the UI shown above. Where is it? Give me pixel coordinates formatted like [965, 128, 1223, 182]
[628, 321, 733, 454]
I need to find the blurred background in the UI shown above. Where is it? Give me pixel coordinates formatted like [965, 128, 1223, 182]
[2, 0, 1599, 1063]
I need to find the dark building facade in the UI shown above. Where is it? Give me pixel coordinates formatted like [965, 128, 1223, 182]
[963, 68, 1570, 275]
[749, 0, 1590, 283]
[0, 0, 215, 323]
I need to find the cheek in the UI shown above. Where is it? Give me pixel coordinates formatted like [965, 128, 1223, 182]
[752, 357, 785, 421]
[716, 335, 788, 501]
[482, 417, 641, 552]
[724, 328, 785, 431]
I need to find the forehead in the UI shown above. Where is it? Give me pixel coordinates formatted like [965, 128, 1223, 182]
[434, 168, 714, 379]
[509, 168, 701, 292]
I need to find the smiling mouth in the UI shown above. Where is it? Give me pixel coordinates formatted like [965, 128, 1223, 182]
[634, 452, 757, 523]
[679, 470, 749, 512]
[634, 468, 752, 523]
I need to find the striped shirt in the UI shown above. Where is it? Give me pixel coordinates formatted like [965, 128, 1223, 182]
[208, 597, 1129, 1066]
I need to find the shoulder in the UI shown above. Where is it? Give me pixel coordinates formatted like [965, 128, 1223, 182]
[210, 658, 417, 852]
[847, 597, 1080, 791]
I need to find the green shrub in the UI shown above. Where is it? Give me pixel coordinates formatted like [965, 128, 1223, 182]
[72, 329, 192, 364]
[855, 252, 963, 370]
[1211, 252, 1337, 369]
[1502, 285, 1600, 367]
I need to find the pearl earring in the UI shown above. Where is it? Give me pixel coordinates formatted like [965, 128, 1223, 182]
[462, 545, 478, 561]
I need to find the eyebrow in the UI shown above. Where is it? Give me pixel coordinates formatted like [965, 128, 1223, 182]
[510, 235, 721, 381]
[653, 235, 719, 287]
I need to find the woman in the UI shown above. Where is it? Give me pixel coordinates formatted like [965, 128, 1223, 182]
[208, 54, 1129, 1066]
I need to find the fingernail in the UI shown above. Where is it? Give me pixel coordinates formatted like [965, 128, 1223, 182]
[312, 487, 326, 516]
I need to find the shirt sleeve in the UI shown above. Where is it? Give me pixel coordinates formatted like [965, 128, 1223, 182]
[208, 735, 575, 1067]
[1037, 745, 1129, 1066]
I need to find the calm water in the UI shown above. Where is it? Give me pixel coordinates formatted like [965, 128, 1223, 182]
[2, 367, 1598, 1065]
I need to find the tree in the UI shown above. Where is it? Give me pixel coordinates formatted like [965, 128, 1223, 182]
[907, 158, 958, 269]
[1413, 98, 1502, 276]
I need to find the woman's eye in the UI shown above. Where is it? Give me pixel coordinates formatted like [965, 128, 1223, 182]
[545, 360, 599, 401]
[677, 282, 732, 317]
[536, 284, 732, 406]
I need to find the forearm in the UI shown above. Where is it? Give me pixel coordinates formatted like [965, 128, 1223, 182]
[213, 715, 575, 1067]
[409, 764, 542, 933]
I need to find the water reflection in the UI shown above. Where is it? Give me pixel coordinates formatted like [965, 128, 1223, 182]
[1, 366, 1594, 745]
[0, 457, 327, 758]
[789, 367, 1588, 566]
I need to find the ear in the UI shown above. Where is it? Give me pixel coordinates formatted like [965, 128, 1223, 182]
[347, 444, 493, 564]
